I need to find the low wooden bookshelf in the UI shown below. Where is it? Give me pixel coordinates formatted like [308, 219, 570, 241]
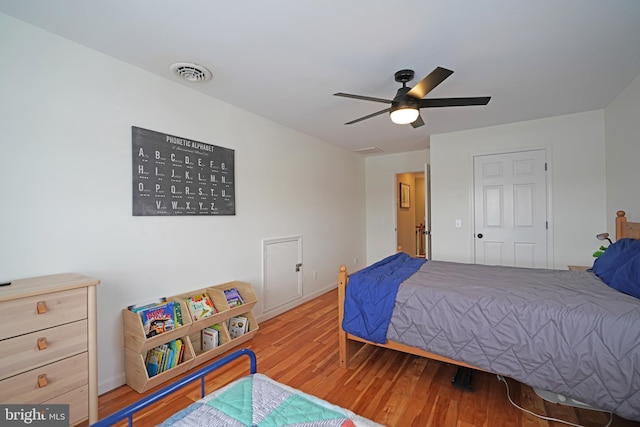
[123, 280, 259, 393]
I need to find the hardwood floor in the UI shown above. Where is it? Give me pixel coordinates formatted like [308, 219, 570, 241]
[87, 289, 639, 427]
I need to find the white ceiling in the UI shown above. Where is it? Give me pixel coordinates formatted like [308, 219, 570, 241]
[2, 1, 640, 155]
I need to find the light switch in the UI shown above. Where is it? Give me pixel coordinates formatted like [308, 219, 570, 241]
[455, 219, 462, 228]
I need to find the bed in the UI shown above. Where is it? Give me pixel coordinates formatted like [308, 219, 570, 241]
[338, 210, 640, 421]
[91, 348, 383, 427]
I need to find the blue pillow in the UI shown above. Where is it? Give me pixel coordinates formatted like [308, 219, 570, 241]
[591, 238, 640, 284]
[609, 252, 640, 299]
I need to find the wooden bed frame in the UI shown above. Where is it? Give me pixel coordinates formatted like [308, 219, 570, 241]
[337, 210, 640, 369]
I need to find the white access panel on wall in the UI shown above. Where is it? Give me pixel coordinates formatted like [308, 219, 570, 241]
[262, 236, 302, 313]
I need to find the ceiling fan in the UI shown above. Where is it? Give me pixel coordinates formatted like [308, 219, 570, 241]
[334, 67, 491, 128]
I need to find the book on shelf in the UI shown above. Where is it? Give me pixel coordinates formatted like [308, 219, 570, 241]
[145, 351, 160, 377]
[186, 293, 217, 321]
[139, 301, 176, 338]
[202, 326, 219, 351]
[173, 303, 184, 327]
[145, 344, 167, 378]
[228, 316, 249, 339]
[145, 338, 184, 378]
[177, 339, 185, 365]
[224, 287, 245, 308]
[128, 297, 167, 313]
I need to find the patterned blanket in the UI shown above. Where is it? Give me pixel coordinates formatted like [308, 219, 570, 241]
[387, 261, 640, 420]
[159, 374, 383, 427]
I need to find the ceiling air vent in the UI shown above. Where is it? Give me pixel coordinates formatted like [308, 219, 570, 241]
[354, 147, 383, 155]
[169, 62, 213, 83]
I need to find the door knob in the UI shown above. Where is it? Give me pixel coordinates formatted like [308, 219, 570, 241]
[477, 233, 483, 238]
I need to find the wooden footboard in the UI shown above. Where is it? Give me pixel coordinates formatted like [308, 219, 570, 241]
[337, 266, 366, 368]
[337, 264, 481, 371]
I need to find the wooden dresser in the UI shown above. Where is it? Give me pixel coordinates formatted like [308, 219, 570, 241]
[0, 273, 100, 425]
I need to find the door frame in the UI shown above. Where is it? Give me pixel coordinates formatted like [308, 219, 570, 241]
[393, 163, 430, 258]
[470, 146, 554, 267]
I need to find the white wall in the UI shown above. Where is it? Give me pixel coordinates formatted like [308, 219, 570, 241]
[364, 150, 429, 265]
[0, 13, 366, 392]
[605, 72, 640, 231]
[430, 110, 607, 269]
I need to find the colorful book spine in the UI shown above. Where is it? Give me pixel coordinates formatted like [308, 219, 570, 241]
[145, 338, 185, 377]
[173, 303, 184, 327]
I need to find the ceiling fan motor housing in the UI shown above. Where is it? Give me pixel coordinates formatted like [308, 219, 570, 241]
[392, 87, 417, 110]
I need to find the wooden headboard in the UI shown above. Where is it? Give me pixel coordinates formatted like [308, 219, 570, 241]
[616, 210, 640, 240]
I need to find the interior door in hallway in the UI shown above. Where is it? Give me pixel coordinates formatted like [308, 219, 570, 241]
[473, 149, 548, 267]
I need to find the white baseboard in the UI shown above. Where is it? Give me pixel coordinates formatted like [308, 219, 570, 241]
[99, 373, 126, 396]
[256, 283, 337, 323]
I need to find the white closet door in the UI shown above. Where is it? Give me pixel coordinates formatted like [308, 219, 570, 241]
[474, 150, 548, 268]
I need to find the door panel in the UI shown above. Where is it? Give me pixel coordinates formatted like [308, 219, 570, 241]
[514, 243, 535, 267]
[474, 150, 547, 268]
[484, 186, 503, 227]
[514, 184, 534, 227]
[262, 236, 302, 313]
[484, 242, 504, 265]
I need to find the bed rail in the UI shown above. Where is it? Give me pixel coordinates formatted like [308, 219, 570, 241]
[91, 348, 257, 427]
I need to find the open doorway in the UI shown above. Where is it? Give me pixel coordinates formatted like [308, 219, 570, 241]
[396, 167, 430, 258]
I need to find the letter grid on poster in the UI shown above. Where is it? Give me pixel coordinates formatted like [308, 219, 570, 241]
[132, 126, 235, 216]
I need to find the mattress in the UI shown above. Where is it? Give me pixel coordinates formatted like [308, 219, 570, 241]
[158, 373, 384, 427]
[385, 260, 640, 420]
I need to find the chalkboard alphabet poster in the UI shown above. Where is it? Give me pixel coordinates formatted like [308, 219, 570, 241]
[132, 126, 235, 216]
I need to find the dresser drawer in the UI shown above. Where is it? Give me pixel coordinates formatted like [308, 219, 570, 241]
[44, 384, 89, 426]
[0, 352, 88, 404]
[0, 287, 87, 340]
[0, 320, 88, 381]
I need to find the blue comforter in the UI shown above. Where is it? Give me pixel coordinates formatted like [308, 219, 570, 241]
[342, 252, 426, 343]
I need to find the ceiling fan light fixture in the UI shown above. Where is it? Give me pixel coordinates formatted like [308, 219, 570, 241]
[335, 67, 490, 127]
[390, 107, 419, 124]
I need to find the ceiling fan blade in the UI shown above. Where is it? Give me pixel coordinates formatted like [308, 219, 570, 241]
[345, 107, 391, 125]
[410, 115, 425, 128]
[334, 92, 392, 104]
[406, 67, 454, 99]
[417, 97, 491, 108]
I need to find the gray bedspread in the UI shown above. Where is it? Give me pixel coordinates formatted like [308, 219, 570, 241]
[386, 261, 640, 420]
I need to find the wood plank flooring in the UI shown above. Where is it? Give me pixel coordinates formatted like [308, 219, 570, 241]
[86, 289, 640, 427]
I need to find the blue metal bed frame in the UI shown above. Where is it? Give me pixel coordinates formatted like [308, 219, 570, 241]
[91, 348, 257, 427]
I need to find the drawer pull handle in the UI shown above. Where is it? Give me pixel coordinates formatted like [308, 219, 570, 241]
[37, 337, 48, 350]
[36, 301, 47, 314]
[37, 374, 48, 388]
